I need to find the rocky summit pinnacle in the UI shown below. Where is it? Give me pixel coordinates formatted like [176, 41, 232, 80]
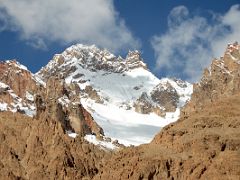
[38, 44, 148, 78]
[183, 42, 240, 115]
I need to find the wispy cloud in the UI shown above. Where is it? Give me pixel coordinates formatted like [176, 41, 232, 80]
[0, 0, 140, 52]
[151, 5, 240, 82]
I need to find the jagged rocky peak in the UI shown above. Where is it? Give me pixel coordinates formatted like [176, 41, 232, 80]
[38, 44, 148, 80]
[226, 41, 239, 57]
[0, 60, 45, 116]
[0, 60, 38, 96]
[184, 42, 240, 114]
[125, 50, 148, 70]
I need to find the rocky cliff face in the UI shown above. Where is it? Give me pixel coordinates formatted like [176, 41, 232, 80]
[0, 60, 104, 139]
[0, 60, 43, 116]
[35, 75, 104, 137]
[134, 81, 180, 116]
[0, 60, 42, 97]
[183, 42, 240, 115]
[0, 111, 107, 180]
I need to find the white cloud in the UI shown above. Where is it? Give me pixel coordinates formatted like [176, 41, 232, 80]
[151, 5, 240, 82]
[0, 0, 139, 52]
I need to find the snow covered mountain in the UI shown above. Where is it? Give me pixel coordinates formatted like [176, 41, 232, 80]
[37, 44, 193, 146]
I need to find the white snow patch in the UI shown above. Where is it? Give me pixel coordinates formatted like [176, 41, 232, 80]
[26, 91, 34, 101]
[6, 60, 28, 71]
[66, 65, 161, 105]
[0, 82, 9, 89]
[58, 95, 71, 107]
[0, 102, 8, 111]
[18, 64, 28, 71]
[67, 131, 78, 138]
[33, 75, 46, 87]
[84, 135, 117, 150]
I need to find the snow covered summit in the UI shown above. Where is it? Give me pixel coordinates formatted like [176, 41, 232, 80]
[37, 44, 193, 146]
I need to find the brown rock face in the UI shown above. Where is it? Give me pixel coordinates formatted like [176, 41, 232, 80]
[0, 60, 104, 138]
[184, 42, 240, 115]
[0, 60, 40, 98]
[35, 76, 104, 137]
[0, 112, 107, 180]
[126, 50, 148, 70]
[134, 81, 180, 117]
[84, 85, 103, 103]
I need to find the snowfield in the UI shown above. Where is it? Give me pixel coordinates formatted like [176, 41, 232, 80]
[81, 98, 181, 146]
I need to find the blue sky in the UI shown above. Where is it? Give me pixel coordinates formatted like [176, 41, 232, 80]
[0, 0, 239, 82]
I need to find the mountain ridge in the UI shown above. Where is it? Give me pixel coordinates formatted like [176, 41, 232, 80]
[0, 44, 192, 146]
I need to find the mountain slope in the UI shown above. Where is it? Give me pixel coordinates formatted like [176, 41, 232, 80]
[37, 44, 192, 145]
[95, 93, 240, 180]
[184, 42, 240, 115]
[0, 59, 106, 147]
[94, 42, 240, 179]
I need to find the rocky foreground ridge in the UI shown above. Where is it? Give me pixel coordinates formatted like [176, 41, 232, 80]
[0, 43, 240, 179]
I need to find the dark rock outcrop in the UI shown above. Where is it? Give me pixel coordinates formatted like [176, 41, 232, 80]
[134, 92, 166, 116]
[151, 82, 179, 112]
